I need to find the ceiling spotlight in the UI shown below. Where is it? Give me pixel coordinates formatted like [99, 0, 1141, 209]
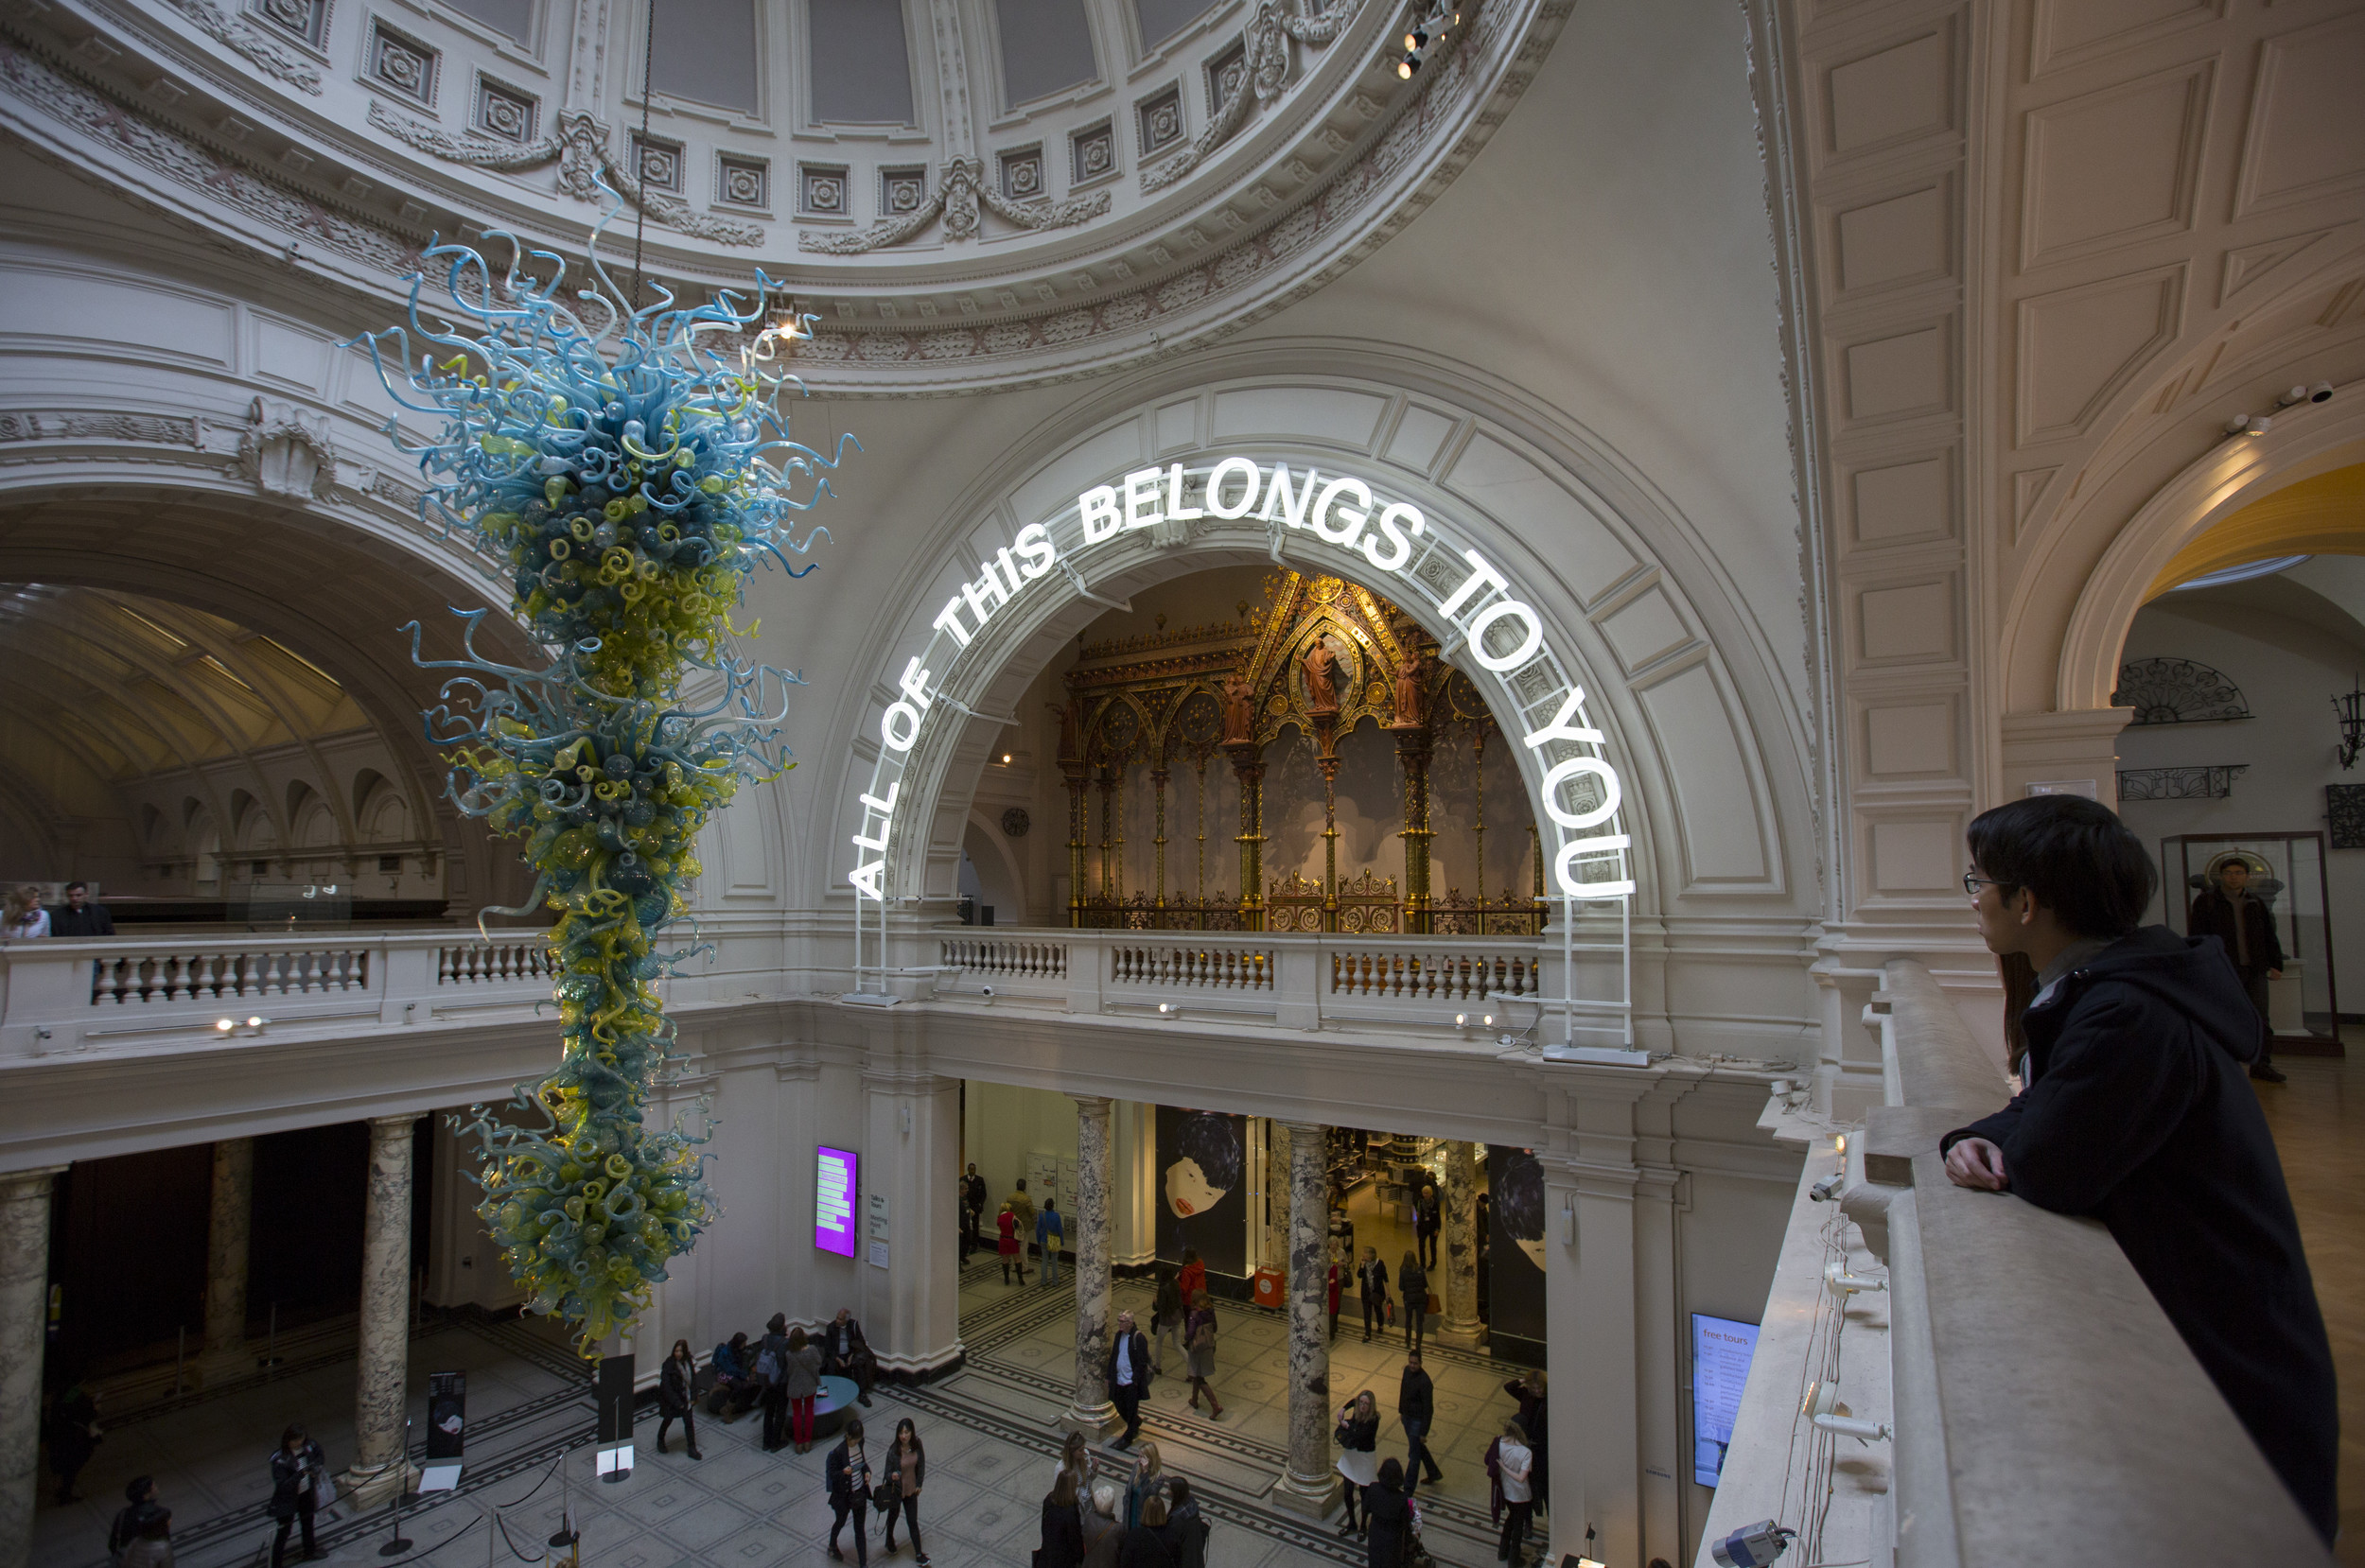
[1404, 26, 1425, 47]
[216, 1018, 235, 1033]
[1157, 1002, 1180, 1017]
[2224, 413, 2271, 437]
[1397, 54, 1420, 78]
[2311, 380, 2336, 403]
[1001, 752, 1013, 764]
[2278, 385, 2310, 407]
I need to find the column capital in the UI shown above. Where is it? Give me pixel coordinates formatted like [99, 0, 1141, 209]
[365, 1112, 422, 1137]
[1278, 1119, 1328, 1140]
[1071, 1094, 1114, 1117]
[0, 1165, 68, 1204]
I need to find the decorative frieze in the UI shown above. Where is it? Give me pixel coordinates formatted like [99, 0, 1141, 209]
[364, 20, 437, 106]
[164, 0, 323, 93]
[472, 76, 537, 143]
[716, 153, 768, 209]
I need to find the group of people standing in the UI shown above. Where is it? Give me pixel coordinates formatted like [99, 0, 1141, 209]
[1037, 1433, 1210, 1568]
[696, 1308, 877, 1455]
[824, 1415, 932, 1568]
[962, 1165, 1072, 1287]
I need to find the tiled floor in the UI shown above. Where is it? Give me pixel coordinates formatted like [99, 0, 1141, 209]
[33, 1258, 1535, 1568]
[2252, 1048, 2364, 1565]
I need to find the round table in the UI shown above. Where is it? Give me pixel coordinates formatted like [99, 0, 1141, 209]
[811, 1374, 861, 1438]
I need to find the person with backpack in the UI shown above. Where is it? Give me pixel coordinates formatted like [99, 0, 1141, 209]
[1037, 1198, 1066, 1286]
[1159, 1477, 1208, 1568]
[782, 1326, 824, 1454]
[266, 1423, 326, 1567]
[109, 1476, 163, 1561]
[756, 1313, 792, 1452]
[1149, 1267, 1184, 1376]
[826, 1416, 873, 1566]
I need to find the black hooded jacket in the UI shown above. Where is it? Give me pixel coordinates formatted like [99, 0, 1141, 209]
[1940, 925, 2336, 1541]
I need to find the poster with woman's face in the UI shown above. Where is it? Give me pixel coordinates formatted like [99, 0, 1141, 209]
[1155, 1107, 1248, 1277]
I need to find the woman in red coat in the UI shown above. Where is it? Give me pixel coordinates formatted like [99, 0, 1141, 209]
[997, 1205, 1025, 1285]
[1175, 1248, 1206, 1307]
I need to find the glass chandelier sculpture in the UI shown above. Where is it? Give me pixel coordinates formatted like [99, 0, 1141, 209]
[353, 204, 847, 1351]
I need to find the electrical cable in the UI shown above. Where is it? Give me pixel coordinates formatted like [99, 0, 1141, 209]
[629, 0, 657, 311]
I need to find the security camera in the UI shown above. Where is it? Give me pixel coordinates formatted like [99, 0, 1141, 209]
[978, 984, 995, 1000]
[2311, 380, 2336, 403]
[2224, 413, 2272, 436]
[1808, 1173, 1844, 1203]
[1709, 1520, 1793, 1567]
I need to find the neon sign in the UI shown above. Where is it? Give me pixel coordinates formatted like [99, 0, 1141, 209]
[847, 457, 1634, 913]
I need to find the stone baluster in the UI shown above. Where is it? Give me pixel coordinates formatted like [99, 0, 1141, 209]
[1060, 1096, 1118, 1436]
[1270, 1121, 1337, 1515]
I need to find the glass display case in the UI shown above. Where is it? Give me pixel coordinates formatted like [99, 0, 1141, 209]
[2161, 832, 2340, 1052]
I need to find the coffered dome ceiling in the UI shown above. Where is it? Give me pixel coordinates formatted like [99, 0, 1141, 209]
[0, 0, 1572, 392]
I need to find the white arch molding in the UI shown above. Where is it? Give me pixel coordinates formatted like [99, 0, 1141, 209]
[2056, 388, 2365, 711]
[822, 355, 1807, 1057]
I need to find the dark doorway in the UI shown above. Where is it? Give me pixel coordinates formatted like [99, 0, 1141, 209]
[48, 1144, 212, 1382]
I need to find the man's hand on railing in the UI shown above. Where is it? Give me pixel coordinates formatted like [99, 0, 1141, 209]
[1943, 1136, 2008, 1192]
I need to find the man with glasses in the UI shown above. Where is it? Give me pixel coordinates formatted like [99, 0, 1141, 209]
[1944, 794, 2334, 1544]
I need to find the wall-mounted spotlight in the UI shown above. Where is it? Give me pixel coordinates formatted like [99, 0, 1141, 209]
[1156, 1002, 1181, 1017]
[214, 1016, 270, 1037]
[2224, 413, 2272, 437]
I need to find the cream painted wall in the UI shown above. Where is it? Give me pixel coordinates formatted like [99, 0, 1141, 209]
[960, 1079, 1081, 1215]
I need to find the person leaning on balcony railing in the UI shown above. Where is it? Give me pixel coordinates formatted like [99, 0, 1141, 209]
[1945, 793, 2337, 1543]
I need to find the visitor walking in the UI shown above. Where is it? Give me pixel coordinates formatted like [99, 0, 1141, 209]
[1037, 1198, 1065, 1286]
[1175, 1248, 1206, 1307]
[963, 1163, 988, 1253]
[826, 1417, 873, 1566]
[998, 1204, 1026, 1285]
[1397, 1250, 1428, 1351]
[1358, 1247, 1391, 1342]
[1326, 1249, 1342, 1342]
[1007, 1178, 1038, 1263]
[783, 1326, 824, 1454]
[109, 1476, 163, 1559]
[881, 1418, 928, 1564]
[118, 1506, 174, 1568]
[266, 1423, 325, 1568]
[1496, 1420, 1534, 1566]
[1150, 1267, 1184, 1375]
[2188, 855, 2288, 1080]
[1415, 1182, 1441, 1270]
[1108, 1310, 1151, 1449]
[1183, 1290, 1223, 1419]
[657, 1339, 703, 1459]
[1399, 1350, 1444, 1492]
[1039, 1472, 1087, 1568]
[1056, 1430, 1095, 1517]
[1363, 1459, 1416, 1568]
[758, 1313, 791, 1451]
[1334, 1390, 1380, 1537]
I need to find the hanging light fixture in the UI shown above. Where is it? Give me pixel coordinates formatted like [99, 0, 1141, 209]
[2335, 676, 2365, 770]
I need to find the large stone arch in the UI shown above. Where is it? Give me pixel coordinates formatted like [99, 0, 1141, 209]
[815, 346, 1813, 1054]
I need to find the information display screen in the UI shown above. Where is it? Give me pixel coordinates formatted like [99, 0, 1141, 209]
[1691, 1313, 1760, 1488]
[816, 1146, 859, 1257]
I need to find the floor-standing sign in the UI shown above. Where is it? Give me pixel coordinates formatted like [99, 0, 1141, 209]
[420, 1371, 464, 1491]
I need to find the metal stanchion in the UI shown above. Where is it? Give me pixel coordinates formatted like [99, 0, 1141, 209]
[377, 1418, 414, 1557]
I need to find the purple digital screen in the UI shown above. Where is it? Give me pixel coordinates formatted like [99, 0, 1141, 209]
[815, 1146, 859, 1257]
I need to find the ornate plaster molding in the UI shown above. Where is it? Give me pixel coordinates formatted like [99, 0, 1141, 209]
[1144, 0, 1356, 194]
[236, 395, 337, 498]
[366, 101, 763, 248]
[797, 155, 1111, 256]
[0, 410, 200, 446]
[162, 0, 322, 96]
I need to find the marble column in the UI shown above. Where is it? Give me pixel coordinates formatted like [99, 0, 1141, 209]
[202, 1138, 254, 1356]
[1440, 1141, 1482, 1344]
[343, 1115, 417, 1506]
[1, 1166, 65, 1568]
[1060, 1096, 1118, 1436]
[1270, 1122, 1337, 1515]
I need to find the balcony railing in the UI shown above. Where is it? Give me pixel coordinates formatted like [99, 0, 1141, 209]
[936, 925, 1556, 1037]
[1697, 958, 2333, 1566]
[0, 930, 557, 1056]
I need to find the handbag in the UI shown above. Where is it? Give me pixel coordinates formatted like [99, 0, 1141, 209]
[1427, 1292, 1442, 1315]
[873, 1476, 900, 1515]
[310, 1470, 336, 1512]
